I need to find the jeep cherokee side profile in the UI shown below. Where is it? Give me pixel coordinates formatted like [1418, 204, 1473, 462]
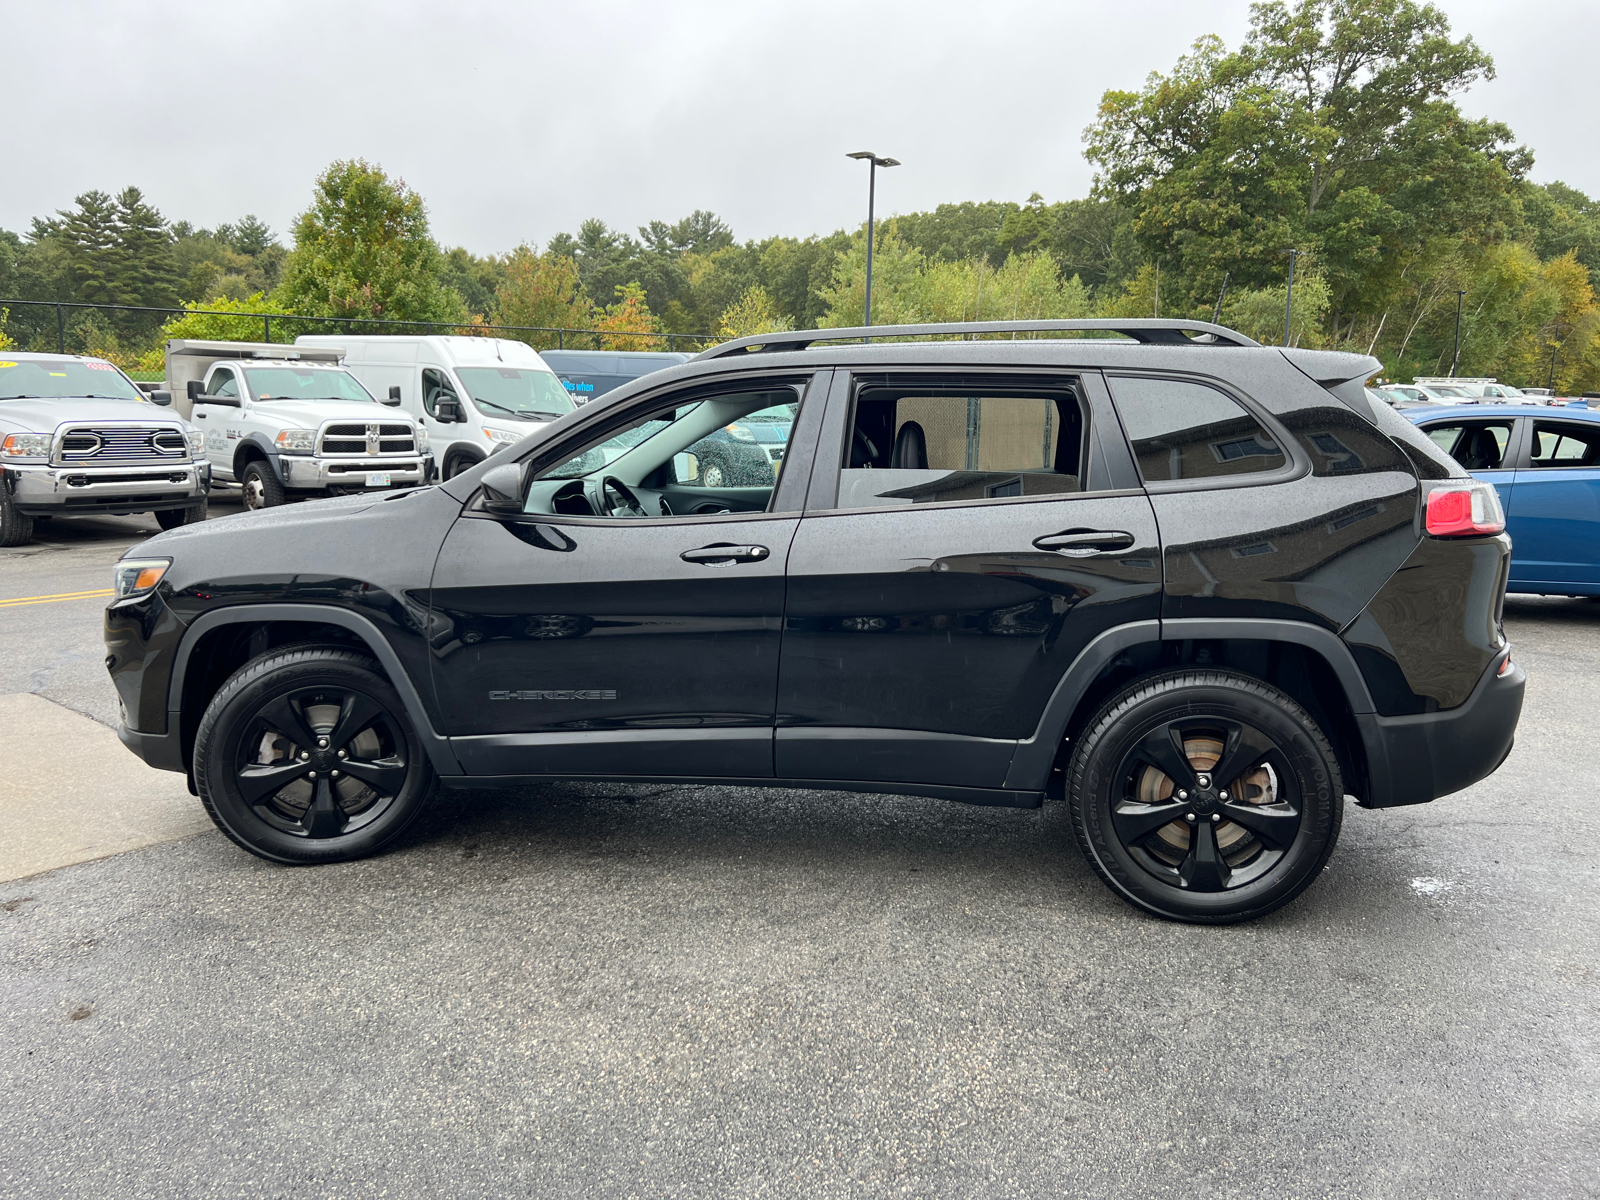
[105, 320, 1525, 923]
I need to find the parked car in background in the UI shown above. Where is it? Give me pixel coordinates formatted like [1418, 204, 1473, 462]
[1415, 377, 1533, 403]
[169, 341, 432, 510]
[1386, 381, 1475, 404]
[299, 335, 574, 481]
[1407, 402, 1600, 596]
[1, 353, 209, 546]
[539, 350, 691, 405]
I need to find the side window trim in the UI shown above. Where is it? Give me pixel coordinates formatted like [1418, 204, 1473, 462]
[1103, 370, 1307, 493]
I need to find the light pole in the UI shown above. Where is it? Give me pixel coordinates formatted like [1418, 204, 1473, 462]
[1451, 290, 1466, 377]
[846, 151, 900, 327]
[1281, 249, 1300, 346]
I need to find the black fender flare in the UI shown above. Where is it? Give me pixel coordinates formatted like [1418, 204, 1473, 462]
[168, 603, 461, 775]
[443, 443, 487, 474]
[1002, 618, 1378, 792]
[232, 434, 285, 484]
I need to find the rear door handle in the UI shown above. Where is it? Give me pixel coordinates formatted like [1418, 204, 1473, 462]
[1032, 529, 1136, 557]
[681, 543, 771, 566]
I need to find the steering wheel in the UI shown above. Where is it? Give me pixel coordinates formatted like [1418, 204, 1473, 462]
[600, 475, 649, 518]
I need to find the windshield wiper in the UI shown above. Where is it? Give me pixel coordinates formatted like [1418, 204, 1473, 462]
[527, 410, 567, 421]
[471, 398, 519, 416]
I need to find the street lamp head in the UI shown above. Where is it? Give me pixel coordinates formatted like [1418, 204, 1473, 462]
[847, 151, 901, 168]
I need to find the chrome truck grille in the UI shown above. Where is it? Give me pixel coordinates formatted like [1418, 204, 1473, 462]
[53, 425, 188, 465]
[317, 422, 417, 456]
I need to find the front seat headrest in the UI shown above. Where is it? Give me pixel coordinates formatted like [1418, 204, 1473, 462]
[890, 421, 928, 470]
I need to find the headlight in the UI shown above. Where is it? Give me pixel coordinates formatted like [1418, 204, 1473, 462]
[483, 427, 522, 446]
[112, 557, 171, 598]
[1, 432, 51, 459]
[415, 428, 430, 453]
[725, 423, 755, 442]
[274, 428, 316, 454]
[186, 429, 205, 455]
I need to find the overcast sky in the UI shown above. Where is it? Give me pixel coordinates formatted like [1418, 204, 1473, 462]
[8, 0, 1596, 255]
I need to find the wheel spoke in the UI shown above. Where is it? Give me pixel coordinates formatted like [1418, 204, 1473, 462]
[1179, 819, 1229, 891]
[1131, 723, 1197, 790]
[1112, 800, 1188, 845]
[257, 694, 320, 753]
[236, 760, 310, 804]
[1212, 722, 1278, 794]
[338, 755, 407, 797]
[1220, 801, 1301, 850]
[301, 777, 347, 839]
[327, 692, 387, 752]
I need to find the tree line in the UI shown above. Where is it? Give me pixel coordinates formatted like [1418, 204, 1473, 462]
[2, 0, 1596, 390]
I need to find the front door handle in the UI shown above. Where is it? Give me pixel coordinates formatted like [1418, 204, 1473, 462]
[1032, 529, 1136, 557]
[681, 543, 771, 566]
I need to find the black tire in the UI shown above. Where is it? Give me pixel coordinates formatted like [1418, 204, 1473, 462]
[156, 498, 208, 530]
[442, 452, 479, 481]
[0, 487, 34, 547]
[240, 460, 285, 510]
[1067, 670, 1344, 924]
[193, 646, 437, 864]
[699, 456, 731, 488]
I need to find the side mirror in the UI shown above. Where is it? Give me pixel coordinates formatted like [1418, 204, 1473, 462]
[479, 461, 524, 516]
[382, 385, 402, 407]
[149, 390, 173, 406]
[187, 380, 204, 401]
[435, 397, 462, 422]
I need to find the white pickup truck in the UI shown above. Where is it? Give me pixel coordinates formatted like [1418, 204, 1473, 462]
[165, 341, 433, 509]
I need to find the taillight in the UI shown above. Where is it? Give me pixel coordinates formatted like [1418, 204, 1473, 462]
[1424, 481, 1506, 537]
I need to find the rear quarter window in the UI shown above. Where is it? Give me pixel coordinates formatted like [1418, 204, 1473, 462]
[1108, 376, 1286, 484]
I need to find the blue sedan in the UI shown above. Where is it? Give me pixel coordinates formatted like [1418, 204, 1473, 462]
[1406, 403, 1600, 596]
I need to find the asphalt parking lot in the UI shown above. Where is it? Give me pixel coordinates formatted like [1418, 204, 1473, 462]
[2, 502, 1597, 1199]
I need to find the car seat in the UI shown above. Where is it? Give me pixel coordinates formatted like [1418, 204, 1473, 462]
[890, 421, 928, 469]
[1457, 427, 1502, 470]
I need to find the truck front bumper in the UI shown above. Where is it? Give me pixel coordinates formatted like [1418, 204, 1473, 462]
[4, 460, 210, 516]
[280, 455, 433, 490]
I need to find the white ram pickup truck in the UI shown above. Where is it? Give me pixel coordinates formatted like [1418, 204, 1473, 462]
[165, 341, 433, 510]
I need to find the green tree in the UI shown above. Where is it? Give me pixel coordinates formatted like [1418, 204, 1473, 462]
[492, 245, 591, 347]
[716, 285, 792, 339]
[275, 159, 465, 328]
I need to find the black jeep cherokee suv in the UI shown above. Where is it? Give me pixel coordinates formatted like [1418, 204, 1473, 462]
[105, 320, 1525, 923]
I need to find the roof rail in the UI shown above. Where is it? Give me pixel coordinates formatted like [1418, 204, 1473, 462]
[692, 318, 1261, 360]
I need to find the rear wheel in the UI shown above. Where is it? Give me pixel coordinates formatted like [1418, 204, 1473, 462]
[0, 487, 34, 546]
[156, 498, 208, 530]
[1067, 670, 1343, 924]
[193, 646, 436, 864]
[241, 460, 285, 510]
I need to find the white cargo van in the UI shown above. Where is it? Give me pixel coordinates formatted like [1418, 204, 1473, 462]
[295, 335, 576, 479]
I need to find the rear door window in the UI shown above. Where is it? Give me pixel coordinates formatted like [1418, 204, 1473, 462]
[1107, 376, 1286, 483]
[1528, 422, 1600, 468]
[1420, 421, 1515, 471]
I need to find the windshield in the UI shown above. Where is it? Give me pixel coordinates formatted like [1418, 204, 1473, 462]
[0, 357, 145, 401]
[456, 367, 575, 420]
[243, 367, 374, 402]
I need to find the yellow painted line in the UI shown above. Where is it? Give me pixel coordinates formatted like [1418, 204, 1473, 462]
[0, 588, 115, 608]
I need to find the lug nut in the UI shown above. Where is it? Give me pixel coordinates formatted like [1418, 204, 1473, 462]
[298, 752, 309, 762]
[330, 770, 340, 779]
[307, 770, 317, 779]
[1178, 790, 1188, 800]
[1185, 813, 1196, 822]
[1219, 790, 1229, 800]
[337, 749, 347, 759]
[317, 737, 329, 748]
[1211, 814, 1221, 823]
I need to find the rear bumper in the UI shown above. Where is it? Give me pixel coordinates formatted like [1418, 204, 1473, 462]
[1355, 650, 1526, 808]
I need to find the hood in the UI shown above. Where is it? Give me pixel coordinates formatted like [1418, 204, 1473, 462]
[0, 396, 191, 432]
[246, 399, 413, 428]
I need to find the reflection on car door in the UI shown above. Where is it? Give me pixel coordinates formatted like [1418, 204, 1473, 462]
[1508, 419, 1600, 588]
[776, 370, 1161, 791]
[1420, 417, 1518, 517]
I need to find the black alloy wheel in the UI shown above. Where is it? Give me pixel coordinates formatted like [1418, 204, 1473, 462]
[193, 646, 436, 863]
[1067, 670, 1343, 924]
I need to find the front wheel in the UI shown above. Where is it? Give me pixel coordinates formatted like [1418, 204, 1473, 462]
[0, 487, 34, 547]
[193, 646, 437, 864]
[240, 460, 285, 510]
[156, 498, 208, 530]
[1067, 670, 1344, 924]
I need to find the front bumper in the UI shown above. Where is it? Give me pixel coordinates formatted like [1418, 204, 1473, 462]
[1355, 650, 1526, 808]
[4, 460, 210, 515]
[280, 454, 432, 490]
